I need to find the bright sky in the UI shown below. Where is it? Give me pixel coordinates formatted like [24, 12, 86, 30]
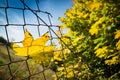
[39, 0, 73, 25]
[0, 0, 73, 42]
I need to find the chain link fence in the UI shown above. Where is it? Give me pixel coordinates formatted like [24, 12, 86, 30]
[0, 0, 75, 80]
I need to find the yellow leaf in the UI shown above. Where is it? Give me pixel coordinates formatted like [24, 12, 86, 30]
[22, 29, 33, 47]
[53, 50, 62, 61]
[13, 43, 28, 56]
[13, 43, 46, 56]
[89, 18, 104, 35]
[105, 56, 119, 65]
[95, 46, 108, 58]
[66, 67, 74, 78]
[57, 67, 64, 71]
[22, 30, 49, 47]
[42, 46, 55, 54]
[32, 31, 49, 46]
[89, 2, 100, 10]
[13, 30, 55, 61]
[116, 40, 120, 50]
[59, 24, 65, 30]
[89, 26, 99, 35]
[115, 30, 120, 39]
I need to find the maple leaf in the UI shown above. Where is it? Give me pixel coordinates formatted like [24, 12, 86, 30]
[12, 29, 55, 61]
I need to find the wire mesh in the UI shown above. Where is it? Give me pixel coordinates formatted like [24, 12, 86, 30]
[0, 0, 76, 80]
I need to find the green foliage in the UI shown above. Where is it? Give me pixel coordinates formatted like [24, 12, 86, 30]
[56, 0, 120, 79]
